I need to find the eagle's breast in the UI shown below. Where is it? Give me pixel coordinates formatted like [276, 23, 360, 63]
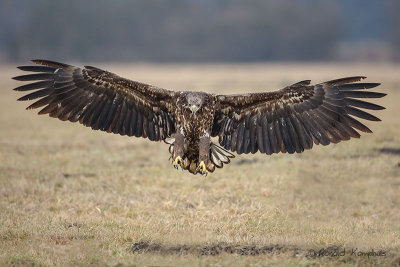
[175, 92, 216, 144]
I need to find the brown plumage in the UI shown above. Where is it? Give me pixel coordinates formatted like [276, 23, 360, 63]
[13, 60, 386, 175]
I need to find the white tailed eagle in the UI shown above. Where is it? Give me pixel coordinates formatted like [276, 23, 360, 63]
[13, 60, 386, 175]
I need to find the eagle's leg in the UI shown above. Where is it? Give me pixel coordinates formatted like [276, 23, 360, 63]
[196, 136, 210, 176]
[172, 133, 185, 170]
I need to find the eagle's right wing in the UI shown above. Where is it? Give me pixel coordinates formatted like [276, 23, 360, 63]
[213, 77, 386, 155]
[13, 60, 176, 141]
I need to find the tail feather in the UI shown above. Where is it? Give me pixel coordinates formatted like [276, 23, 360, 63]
[209, 142, 235, 171]
[211, 143, 234, 164]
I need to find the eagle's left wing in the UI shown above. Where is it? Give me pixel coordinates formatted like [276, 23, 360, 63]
[213, 77, 386, 155]
[13, 60, 176, 141]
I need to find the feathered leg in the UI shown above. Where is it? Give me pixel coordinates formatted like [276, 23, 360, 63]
[172, 133, 185, 170]
[196, 136, 210, 175]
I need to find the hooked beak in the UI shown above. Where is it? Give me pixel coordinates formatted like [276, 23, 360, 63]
[189, 105, 199, 115]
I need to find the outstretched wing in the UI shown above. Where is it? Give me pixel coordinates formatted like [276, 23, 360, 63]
[213, 77, 386, 155]
[13, 60, 176, 141]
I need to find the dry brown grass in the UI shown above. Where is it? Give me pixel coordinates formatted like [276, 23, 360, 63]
[0, 63, 399, 266]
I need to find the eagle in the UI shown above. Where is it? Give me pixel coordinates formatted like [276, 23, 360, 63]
[13, 60, 386, 175]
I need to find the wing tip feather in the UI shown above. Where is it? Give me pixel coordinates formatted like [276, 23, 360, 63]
[16, 66, 28, 71]
[326, 76, 367, 86]
[30, 59, 73, 69]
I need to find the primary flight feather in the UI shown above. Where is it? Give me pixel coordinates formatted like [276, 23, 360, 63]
[13, 60, 386, 175]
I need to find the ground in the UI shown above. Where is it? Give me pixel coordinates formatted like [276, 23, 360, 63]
[0, 63, 399, 266]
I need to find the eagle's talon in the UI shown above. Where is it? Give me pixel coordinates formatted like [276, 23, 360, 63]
[173, 156, 184, 170]
[196, 161, 208, 176]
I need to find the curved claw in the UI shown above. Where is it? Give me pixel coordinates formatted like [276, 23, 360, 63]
[195, 161, 208, 176]
[173, 156, 185, 170]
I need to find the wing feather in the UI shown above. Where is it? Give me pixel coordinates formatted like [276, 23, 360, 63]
[268, 118, 279, 153]
[261, 117, 271, 154]
[13, 60, 176, 141]
[14, 80, 54, 91]
[256, 120, 265, 154]
[344, 98, 385, 110]
[236, 122, 245, 154]
[214, 77, 385, 155]
[13, 73, 56, 81]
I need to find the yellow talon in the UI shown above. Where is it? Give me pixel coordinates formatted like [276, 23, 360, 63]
[195, 161, 208, 176]
[173, 156, 184, 170]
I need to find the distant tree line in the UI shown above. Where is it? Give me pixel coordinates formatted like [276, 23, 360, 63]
[0, 0, 398, 62]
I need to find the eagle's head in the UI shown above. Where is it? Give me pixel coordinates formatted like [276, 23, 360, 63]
[183, 92, 209, 115]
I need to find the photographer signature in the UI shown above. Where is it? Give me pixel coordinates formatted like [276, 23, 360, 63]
[306, 247, 387, 259]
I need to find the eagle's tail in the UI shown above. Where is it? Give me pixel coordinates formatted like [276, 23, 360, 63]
[209, 142, 235, 170]
[166, 138, 234, 174]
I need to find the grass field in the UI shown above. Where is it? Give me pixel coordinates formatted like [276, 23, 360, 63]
[0, 63, 399, 266]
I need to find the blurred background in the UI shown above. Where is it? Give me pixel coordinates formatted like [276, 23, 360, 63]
[1, 0, 399, 63]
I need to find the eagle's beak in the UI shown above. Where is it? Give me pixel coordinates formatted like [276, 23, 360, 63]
[189, 105, 199, 115]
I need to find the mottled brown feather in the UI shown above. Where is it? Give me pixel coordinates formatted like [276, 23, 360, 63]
[14, 59, 176, 141]
[215, 76, 385, 155]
